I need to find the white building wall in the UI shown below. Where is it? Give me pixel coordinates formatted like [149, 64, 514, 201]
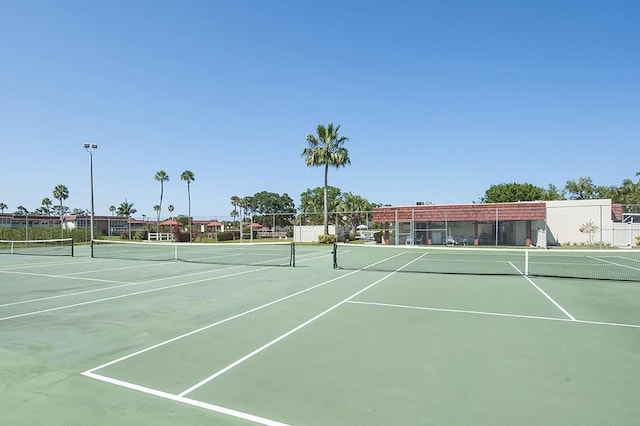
[545, 199, 614, 245]
[294, 225, 346, 242]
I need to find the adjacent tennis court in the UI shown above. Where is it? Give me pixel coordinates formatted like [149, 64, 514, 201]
[1, 242, 640, 425]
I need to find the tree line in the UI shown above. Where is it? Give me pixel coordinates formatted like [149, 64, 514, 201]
[480, 175, 640, 204]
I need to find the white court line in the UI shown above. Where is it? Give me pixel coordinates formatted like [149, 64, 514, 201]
[63, 260, 178, 275]
[81, 371, 289, 426]
[522, 274, 576, 321]
[508, 261, 576, 321]
[0, 258, 96, 270]
[0, 269, 128, 285]
[1, 250, 333, 309]
[81, 251, 422, 424]
[346, 300, 640, 329]
[178, 252, 428, 397]
[0, 266, 273, 322]
[0, 264, 245, 308]
[83, 269, 362, 373]
[588, 255, 640, 272]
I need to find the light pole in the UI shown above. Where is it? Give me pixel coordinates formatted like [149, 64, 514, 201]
[84, 143, 98, 256]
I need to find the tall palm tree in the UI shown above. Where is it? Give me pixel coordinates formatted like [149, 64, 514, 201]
[168, 204, 174, 219]
[109, 205, 116, 216]
[230, 196, 240, 227]
[117, 199, 137, 239]
[0, 202, 8, 214]
[153, 204, 161, 221]
[154, 170, 169, 233]
[53, 184, 69, 237]
[181, 170, 195, 242]
[53, 184, 69, 215]
[301, 123, 351, 235]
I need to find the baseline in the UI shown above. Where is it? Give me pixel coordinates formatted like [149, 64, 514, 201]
[82, 371, 289, 426]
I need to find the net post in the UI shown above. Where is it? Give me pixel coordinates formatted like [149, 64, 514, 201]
[291, 242, 295, 267]
[72, 238, 75, 257]
[525, 249, 529, 276]
[332, 243, 338, 269]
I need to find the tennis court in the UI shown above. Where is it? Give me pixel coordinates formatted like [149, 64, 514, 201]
[1, 241, 640, 425]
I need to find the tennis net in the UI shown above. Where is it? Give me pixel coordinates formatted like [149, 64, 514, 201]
[332, 243, 640, 281]
[0, 238, 74, 257]
[91, 240, 295, 267]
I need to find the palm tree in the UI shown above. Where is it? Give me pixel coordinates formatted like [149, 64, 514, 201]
[0, 202, 7, 214]
[154, 170, 169, 233]
[109, 205, 116, 216]
[117, 199, 137, 239]
[181, 170, 195, 242]
[338, 192, 372, 230]
[41, 197, 53, 215]
[53, 184, 69, 237]
[153, 204, 161, 221]
[230, 196, 240, 227]
[230, 209, 239, 227]
[168, 204, 174, 219]
[301, 123, 351, 235]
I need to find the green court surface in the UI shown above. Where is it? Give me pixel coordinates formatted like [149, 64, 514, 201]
[1, 243, 640, 425]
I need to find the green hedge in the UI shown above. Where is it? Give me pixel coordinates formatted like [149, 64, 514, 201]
[318, 234, 336, 244]
[0, 227, 90, 242]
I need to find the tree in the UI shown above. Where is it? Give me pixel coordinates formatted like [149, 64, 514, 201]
[153, 205, 161, 220]
[230, 195, 241, 226]
[154, 170, 169, 233]
[250, 191, 296, 227]
[579, 220, 599, 244]
[240, 196, 253, 223]
[53, 184, 69, 215]
[181, 170, 195, 242]
[41, 198, 53, 215]
[168, 204, 174, 219]
[71, 208, 89, 215]
[595, 185, 619, 200]
[337, 192, 373, 230]
[117, 200, 137, 239]
[565, 177, 597, 200]
[109, 205, 116, 216]
[613, 178, 640, 207]
[229, 209, 239, 226]
[0, 202, 7, 214]
[15, 205, 29, 215]
[480, 182, 545, 203]
[53, 184, 69, 237]
[299, 186, 342, 225]
[542, 184, 565, 201]
[301, 123, 351, 235]
[116, 200, 136, 218]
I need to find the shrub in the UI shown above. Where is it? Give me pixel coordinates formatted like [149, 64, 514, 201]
[216, 231, 235, 242]
[134, 230, 148, 240]
[175, 232, 190, 242]
[318, 234, 336, 244]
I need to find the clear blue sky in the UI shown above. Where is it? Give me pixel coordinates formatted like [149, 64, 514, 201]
[1, 0, 638, 219]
